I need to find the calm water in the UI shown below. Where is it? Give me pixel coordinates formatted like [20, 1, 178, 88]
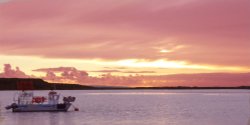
[0, 90, 250, 125]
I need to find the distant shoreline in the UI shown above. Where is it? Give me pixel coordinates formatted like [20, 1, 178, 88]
[0, 78, 249, 90]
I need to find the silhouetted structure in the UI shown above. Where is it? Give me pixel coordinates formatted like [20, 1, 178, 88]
[0, 78, 249, 90]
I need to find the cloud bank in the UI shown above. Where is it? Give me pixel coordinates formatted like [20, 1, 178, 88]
[0, 64, 247, 87]
[0, 64, 29, 78]
[0, 0, 249, 67]
[33, 67, 89, 84]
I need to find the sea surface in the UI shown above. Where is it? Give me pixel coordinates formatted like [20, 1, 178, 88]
[0, 90, 249, 125]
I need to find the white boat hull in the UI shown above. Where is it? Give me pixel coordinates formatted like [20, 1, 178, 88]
[11, 103, 71, 112]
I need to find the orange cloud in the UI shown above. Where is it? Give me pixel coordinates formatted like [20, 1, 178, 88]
[0, 64, 29, 78]
[0, 0, 249, 68]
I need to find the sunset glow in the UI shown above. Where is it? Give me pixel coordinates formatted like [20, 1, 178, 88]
[0, 0, 250, 87]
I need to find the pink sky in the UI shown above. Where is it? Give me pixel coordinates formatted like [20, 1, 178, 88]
[0, 0, 250, 87]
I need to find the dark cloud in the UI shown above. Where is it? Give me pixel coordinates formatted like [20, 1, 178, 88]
[33, 67, 78, 73]
[122, 71, 156, 74]
[90, 70, 121, 73]
[90, 69, 156, 74]
[103, 67, 128, 69]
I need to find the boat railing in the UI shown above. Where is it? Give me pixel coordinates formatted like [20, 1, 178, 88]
[13, 91, 34, 105]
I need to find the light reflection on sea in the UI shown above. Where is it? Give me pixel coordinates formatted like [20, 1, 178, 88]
[0, 89, 250, 125]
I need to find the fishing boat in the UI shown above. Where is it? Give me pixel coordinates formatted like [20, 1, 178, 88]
[5, 90, 78, 112]
[5, 81, 78, 112]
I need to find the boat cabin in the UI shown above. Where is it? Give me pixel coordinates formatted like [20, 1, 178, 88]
[14, 90, 60, 105]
